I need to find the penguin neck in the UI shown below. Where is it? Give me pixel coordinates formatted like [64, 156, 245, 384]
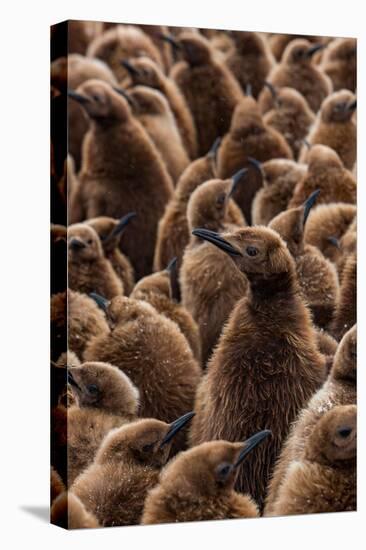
[246, 269, 297, 304]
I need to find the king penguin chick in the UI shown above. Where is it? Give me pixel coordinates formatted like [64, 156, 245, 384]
[153, 139, 242, 271]
[331, 253, 356, 341]
[170, 32, 243, 156]
[268, 405, 356, 516]
[87, 25, 163, 82]
[66, 361, 139, 486]
[189, 226, 326, 509]
[68, 223, 123, 299]
[181, 172, 248, 366]
[265, 324, 356, 514]
[51, 491, 100, 529]
[252, 159, 307, 225]
[71, 414, 194, 526]
[142, 430, 271, 524]
[299, 90, 356, 170]
[289, 145, 356, 208]
[68, 80, 173, 279]
[121, 56, 198, 158]
[225, 31, 274, 98]
[127, 85, 189, 183]
[304, 202, 357, 263]
[268, 34, 322, 62]
[86, 214, 135, 296]
[258, 39, 332, 114]
[321, 37, 356, 92]
[130, 259, 201, 363]
[269, 191, 339, 329]
[84, 295, 201, 451]
[263, 86, 315, 159]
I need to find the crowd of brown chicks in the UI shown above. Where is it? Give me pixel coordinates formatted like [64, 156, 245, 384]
[50, 21, 357, 529]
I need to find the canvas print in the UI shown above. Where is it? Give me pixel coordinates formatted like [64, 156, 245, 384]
[50, 20, 357, 529]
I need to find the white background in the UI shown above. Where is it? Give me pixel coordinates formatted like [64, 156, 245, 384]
[0, 1, 364, 548]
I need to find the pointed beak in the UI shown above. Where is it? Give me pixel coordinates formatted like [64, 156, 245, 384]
[89, 292, 110, 312]
[302, 138, 311, 150]
[229, 168, 249, 197]
[303, 189, 320, 224]
[327, 236, 341, 249]
[306, 43, 325, 58]
[245, 83, 253, 97]
[104, 212, 136, 242]
[120, 59, 140, 77]
[67, 370, 81, 391]
[264, 81, 278, 105]
[67, 89, 90, 105]
[192, 228, 242, 257]
[166, 257, 180, 302]
[346, 99, 357, 112]
[247, 157, 264, 181]
[207, 136, 222, 160]
[160, 412, 195, 447]
[234, 430, 272, 468]
[158, 34, 181, 51]
[113, 87, 136, 108]
[69, 238, 86, 251]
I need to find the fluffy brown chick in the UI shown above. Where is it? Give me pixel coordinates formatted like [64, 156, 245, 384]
[51, 491, 100, 529]
[321, 37, 356, 92]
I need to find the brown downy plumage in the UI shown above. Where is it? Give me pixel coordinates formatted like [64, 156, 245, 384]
[217, 96, 293, 223]
[170, 32, 243, 156]
[68, 223, 123, 299]
[51, 54, 117, 169]
[142, 431, 271, 524]
[121, 56, 198, 158]
[71, 414, 194, 526]
[299, 90, 356, 170]
[267, 405, 356, 516]
[268, 34, 322, 62]
[153, 139, 243, 271]
[304, 203, 357, 263]
[225, 32, 274, 98]
[315, 329, 338, 373]
[87, 25, 163, 81]
[181, 171, 248, 366]
[189, 226, 326, 509]
[86, 214, 135, 296]
[251, 159, 306, 225]
[127, 85, 189, 183]
[138, 25, 173, 72]
[66, 20, 103, 56]
[258, 39, 332, 114]
[51, 492, 100, 529]
[68, 80, 173, 279]
[334, 221, 357, 279]
[130, 258, 201, 362]
[331, 253, 356, 341]
[322, 38, 356, 92]
[51, 467, 65, 504]
[265, 324, 356, 514]
[289, 145, 356, 208]
[263, 85, 316, 159]
[269, 191, 339, 329]
[84, 295, 201, 451]
[66, 361, 139, 486]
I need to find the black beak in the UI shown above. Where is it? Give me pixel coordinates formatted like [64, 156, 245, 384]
[327, 236, 340, 249]
[166, 257, 180, 302]
[104, 212, 136, 242]
[303, 189, 320, 224]
[120, 59, 140, 77]
[247, 157, 264, 181]
[263, 81, 278, 104]
[234, 430, 272, 468]
[160, 412, 195, 447]
[302, 138, 311, 150]
[158, 34, 181, 51]
[306, 43, 325, 58]
[89, 292, 110, 312]
[69, 238, 86, 251]
[346, 99, 357, 112]
[67, 370, 81, 391]
[207, 136, 222, 160]
[67, 89, 90, 105]
[113, 87, 136, 108]
[192, 228, 242, 257]
[245, 83, 253, 97]
[229, 168, 249, 197]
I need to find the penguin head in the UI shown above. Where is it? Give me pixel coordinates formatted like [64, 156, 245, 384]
[320, 90, 357, 123]
[261, 158, 306, 187]
[191, 226, 295, 281]
[325, 37, 356, 63]
[331, 324, 357, 384]
[283, 38, 324, 65]
[68, 79, 132, 123]
[68, 224, 104, 262]
[230, 97, 265, 140]
[95, 413, 194, 467]
[229, 31, 266, 56]
[306, 405, 357, 465]
[131, 257, 180, 303]
[307, 144, 344, 173]
[87, 213, 136, 254]
[270, 86, 314, 116]
[178, 32, 213, 66]
[128, 85, 171, 117]
[269, 190, 320, 256]
[121, 56, 163, 88]
[187, 170, 248, 231]
[159, 431, 271, 495]
[67, 361, 139, 417]
[90, 294, 157, 330]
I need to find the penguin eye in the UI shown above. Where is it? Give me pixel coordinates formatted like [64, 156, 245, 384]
[92, 94, 101, 103]
[87, 239, 93, 245]
[87, 384, 99, 395]
[216, 193, 227, 207]
[142, 442, 155, 453]
[338, 427, 352, 439]
[246, 246, 259, 257]
[216, 462, 233, 482]
[334, 103, 345, 112]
